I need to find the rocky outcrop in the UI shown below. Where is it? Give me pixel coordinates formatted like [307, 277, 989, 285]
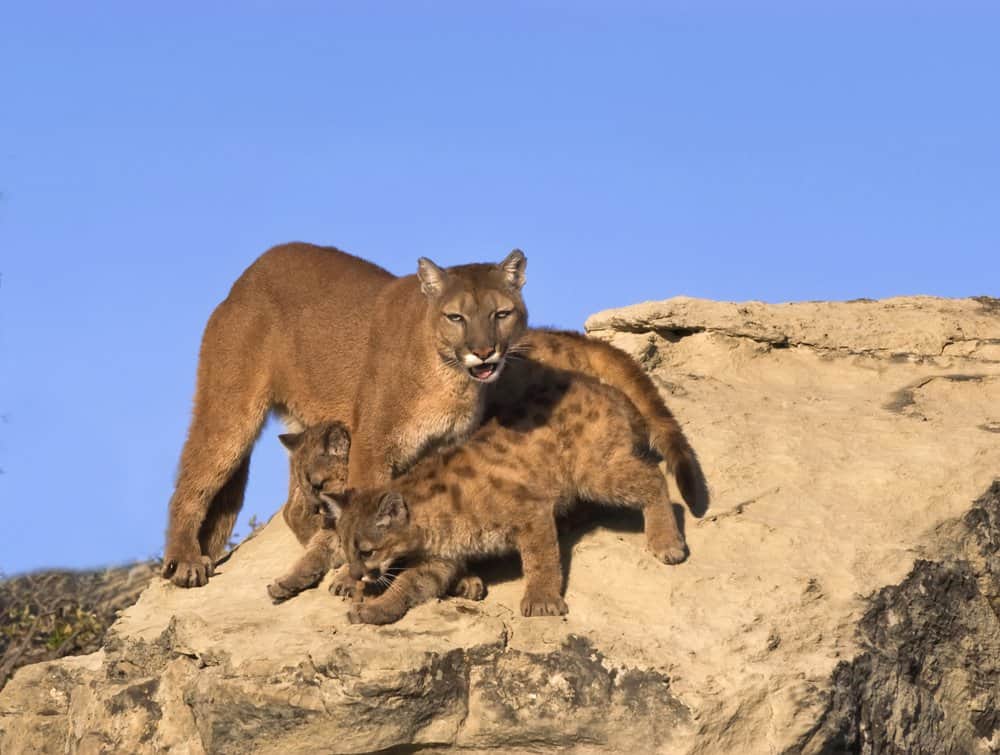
[795, 481, 1000, 755]
[2, 296, 999, 754]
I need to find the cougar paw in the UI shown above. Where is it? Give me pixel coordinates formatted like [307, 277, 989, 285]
[163, 555, 214, 588]
[452, 575, 486, 601]
[649, 542, 688, 565]
[520, 591, 568, 617]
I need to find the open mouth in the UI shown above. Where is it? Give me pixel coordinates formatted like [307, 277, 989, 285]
[468, 363, 499, 382]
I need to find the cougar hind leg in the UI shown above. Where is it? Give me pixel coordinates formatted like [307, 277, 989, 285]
[163, 298, 272, 587]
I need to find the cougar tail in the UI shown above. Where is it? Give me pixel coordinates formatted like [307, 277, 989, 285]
[647, 415, 709, 517]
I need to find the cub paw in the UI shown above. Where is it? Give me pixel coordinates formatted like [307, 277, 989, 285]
[329, 569, 361, 600]
[520, 592, 568, 617]
[347, 602, 400, 625]
[451, 575, 486, 601]
[346, 604, 368, 624]
[163, 554, 214, 588]
[649, 543, 688, 565]
[266, 580, 296, 604]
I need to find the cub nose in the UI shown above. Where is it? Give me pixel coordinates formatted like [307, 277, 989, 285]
[471, 346, 495, 360]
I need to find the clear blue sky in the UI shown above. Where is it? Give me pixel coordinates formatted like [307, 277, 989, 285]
[1, 2, 997, 574]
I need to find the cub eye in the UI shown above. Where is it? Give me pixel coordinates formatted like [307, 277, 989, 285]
[494, 309, 512, 320]
[358, 549, 375, 560]
[445, 313, 464, 323]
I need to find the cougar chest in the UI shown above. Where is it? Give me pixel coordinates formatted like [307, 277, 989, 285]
[392, 389, 484, 476]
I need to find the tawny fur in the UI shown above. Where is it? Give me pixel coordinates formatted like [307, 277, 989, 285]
[163, 243, 528, 587]
[333, 360, 688, 625]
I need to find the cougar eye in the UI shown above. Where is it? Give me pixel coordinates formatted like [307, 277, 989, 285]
[358, 549, 375, 559]
[494, 309, 512, 320]
[445, 313, 464, 323]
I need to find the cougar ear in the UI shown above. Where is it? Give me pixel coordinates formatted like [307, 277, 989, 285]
[324, 422, 351, 458]
[500, 249, 527, 289]
[279, 432, 303, 452]
[375, 491, 408, 529]
[417, 257, 447, 298]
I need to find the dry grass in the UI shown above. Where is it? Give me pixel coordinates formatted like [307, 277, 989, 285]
[0, 562, 157, 689]
[0, 515, 266, 690]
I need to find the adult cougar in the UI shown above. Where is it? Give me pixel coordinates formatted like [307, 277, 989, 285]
[163, 243, 528, 587]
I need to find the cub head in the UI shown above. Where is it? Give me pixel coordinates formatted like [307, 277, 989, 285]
[328, 490, 416, 584]
[417, 249, 528, 384]
[279, 421, 352, 512]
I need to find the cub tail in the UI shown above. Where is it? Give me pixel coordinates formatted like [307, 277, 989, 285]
[528, 328, 710, 516]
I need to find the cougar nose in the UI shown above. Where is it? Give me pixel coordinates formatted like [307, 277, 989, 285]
[471, 346, 495, 360]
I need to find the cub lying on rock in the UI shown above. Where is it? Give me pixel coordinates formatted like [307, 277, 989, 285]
[327, 358, 687, 625]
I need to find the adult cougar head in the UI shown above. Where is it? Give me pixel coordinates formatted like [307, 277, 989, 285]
[417, 249, 528, 384]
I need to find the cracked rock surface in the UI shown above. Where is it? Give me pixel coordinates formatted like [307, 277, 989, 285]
[3, 296, 1000, 753]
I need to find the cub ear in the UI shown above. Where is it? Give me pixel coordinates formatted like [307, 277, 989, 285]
[324, 422, 351, 458]
[279, 432, 303, 452]
[375, 491, 408, 529]
[500, 249, 527, 289]
[417, 257, 447, 298]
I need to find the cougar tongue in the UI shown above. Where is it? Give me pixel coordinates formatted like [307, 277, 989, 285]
[470, 363, 496, 380]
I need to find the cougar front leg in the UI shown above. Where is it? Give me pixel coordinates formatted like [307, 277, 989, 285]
[347, 559, 459, 625]
[164, 455, 252, 588]
[517, 513, 568, 617]
[267, 527, 341, 603]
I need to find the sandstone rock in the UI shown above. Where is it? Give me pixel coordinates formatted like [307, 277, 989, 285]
[2, 296, 999, 753]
